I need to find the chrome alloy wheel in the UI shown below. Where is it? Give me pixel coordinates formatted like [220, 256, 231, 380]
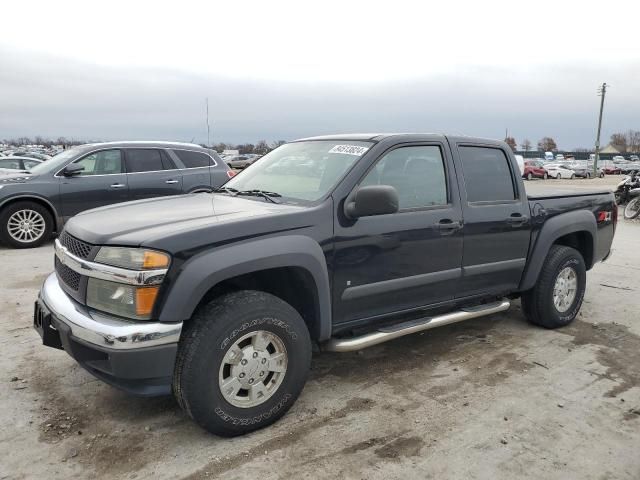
[218, 330, 288, 408]
[7, 209, 46, 243]
[553, 266, 578, 312]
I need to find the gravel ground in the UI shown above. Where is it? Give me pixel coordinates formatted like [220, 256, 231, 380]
[1, 175, 639, 480]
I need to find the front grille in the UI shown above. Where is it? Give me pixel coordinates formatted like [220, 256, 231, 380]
[55, 257, 81, 291]
[59, 231, 93, 259]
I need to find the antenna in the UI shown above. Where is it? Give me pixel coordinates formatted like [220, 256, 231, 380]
[206, 98, 211, 148]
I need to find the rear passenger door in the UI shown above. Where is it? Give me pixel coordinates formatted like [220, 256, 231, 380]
[452, 143, 531, 297]
[124, 149, 183, 200]
[170, 149, 215, 192]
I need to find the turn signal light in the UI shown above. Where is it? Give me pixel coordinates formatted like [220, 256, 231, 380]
[135, 287, 160, 317]
[142, 250, 170, 269]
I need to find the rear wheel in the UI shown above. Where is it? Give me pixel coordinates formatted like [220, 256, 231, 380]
[585, 172, 591, 179]
[600, 172, 605, 178]
[0, 201, 53, 249]
[521, 245, 586, 329]
[570, 174, 575, 179]
[543, 172, 548, 180]
[173, 290, 311, 436]
[624, 197, 640, 219]
[556, 173, 561, 179]
[527, 172, 533, 181]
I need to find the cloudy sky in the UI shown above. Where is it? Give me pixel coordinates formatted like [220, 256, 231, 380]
[1, 0, 639, 149]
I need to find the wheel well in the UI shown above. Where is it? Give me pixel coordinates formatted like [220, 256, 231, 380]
[196, 267, 322, 340]
[553, 231, 594, 269]
[0, 197, 60, 233]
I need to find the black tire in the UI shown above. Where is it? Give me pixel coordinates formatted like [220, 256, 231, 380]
[521, 245, 586, 329]
[600, 172, 605, 178]
[527, 173, 533, 181]
[624, 197, 640, 219]
[570, 174, 575, 179]
[543, 172, 548, 180]
[556, 174, 561, 179]
[0, 201, 53, 249]
[586, 172, 591, 179]
[173, 290, 312, 436]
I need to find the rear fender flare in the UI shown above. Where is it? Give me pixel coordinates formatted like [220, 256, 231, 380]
[518, 210, 596, 291]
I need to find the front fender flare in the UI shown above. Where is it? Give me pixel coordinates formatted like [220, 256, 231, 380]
[518, 210, 596, 291]
[158, 235, 332, 340]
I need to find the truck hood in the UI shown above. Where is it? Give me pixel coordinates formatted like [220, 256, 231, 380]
[65, 193, 307, 247]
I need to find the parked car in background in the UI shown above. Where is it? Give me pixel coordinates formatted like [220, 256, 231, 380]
[600, 161, 622, 175]
[522, 160, 548, 180]
[570, 162, 605, 178]
[612, 155, 626, 163]
[0, 156, 43, 171]
[226, 154, 261, 169]
[630, 155, 640, 162]
[544, 151, 555, 161]
[545, 164, 576, 179]
[555, 154, 565, 161]
[0, 141, 235, 248]
[14, 152, 52, 161]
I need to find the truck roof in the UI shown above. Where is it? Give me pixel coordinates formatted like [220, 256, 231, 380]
[293, 133, 504, 145]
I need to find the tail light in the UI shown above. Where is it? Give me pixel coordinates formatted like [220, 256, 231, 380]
[226, 170, 237, 179]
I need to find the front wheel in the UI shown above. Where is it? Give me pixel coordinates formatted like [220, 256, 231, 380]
[556, 174, 561, 179]
[585, 172, 591, 179]
[173, 290, 311, 436]
[600, 172, 605, 178]
[527, 173, 533, 181]
[543, 172, 548, 180]
[0, 201, 53, 248]
[521, 245, 586, 329]
[624, 197, 640, 219]
[570, 174, 575, 179]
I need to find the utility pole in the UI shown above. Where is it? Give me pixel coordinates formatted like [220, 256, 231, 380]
[593, 83, 608, 176]
[206, 97, 211, 148]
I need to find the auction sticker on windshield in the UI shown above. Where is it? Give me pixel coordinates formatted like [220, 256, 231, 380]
[328, 145, 369, 156]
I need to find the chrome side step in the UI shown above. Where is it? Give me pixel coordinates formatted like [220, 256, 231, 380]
[322, 300, 511, 352]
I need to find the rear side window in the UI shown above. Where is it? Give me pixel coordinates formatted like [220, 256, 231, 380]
[172, 150, 212, 168]
[126, 149, 172, 173]
[0, 159, 21, 169]
[459, 147, 516, 202]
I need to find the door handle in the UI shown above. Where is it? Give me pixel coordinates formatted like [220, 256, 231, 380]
[507, 213, 527, 225]
[165, 180, 179, 184]
[110, 183, 126, 189]
[436, 219, 462, 234]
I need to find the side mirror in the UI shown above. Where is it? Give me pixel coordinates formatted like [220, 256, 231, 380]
[62, 163, 84, 176]
[345, 185, 399, 219]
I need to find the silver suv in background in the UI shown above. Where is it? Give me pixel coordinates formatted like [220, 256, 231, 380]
[0, 141, 235, 248]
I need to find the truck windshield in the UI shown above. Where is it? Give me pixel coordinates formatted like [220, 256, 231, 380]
[223, 140, 372, 202]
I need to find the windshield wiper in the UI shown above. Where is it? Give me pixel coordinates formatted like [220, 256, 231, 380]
[234, 189, 282, 204]
[213, 186, 239, 194]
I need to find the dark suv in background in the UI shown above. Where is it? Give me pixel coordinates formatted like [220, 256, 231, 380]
[0, 141, 234, 248]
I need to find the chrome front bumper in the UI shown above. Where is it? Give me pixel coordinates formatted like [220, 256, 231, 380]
[39, 273, 182, 351]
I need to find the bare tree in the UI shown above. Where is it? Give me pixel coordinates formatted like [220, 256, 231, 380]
[610, 133, 627, 153]
[504, 136, 517, 152]
[270, 140, 286, 149]
[537, 137, 557, 152]
[521, 139, 532, 152]
[254, 140, 270, 155]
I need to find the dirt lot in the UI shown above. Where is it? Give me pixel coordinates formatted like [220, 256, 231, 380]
[1, 176, 639, 479]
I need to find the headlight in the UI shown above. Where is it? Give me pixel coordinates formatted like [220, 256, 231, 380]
[94, 246, 170, 270]
[87, 278, 160, 320]
[87, 247, 170, 320]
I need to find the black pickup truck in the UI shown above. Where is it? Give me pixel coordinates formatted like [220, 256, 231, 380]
[34, 134, 616, 436]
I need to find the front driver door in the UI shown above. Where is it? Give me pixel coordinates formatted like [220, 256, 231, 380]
[332, 143, 464, 325]
[59, 149, 129, 219]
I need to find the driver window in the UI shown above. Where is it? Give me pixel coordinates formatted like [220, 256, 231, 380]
[360, 146, 447, 209]
[74, 150, 123, 175]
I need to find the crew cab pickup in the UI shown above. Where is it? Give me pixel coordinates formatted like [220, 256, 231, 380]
[34, 134, 616, 436]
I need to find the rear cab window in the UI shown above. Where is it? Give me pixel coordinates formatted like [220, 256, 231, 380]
[458, 146, 517, 203]
[172, 150, 213, 168]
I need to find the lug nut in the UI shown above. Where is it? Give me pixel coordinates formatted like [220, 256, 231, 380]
[241, 359, 247, 366]
[259, 371, 264, 377]
[261, 358, 267, 364]
[239, 373, 245, 378]
[249, 378, 254, 384]
[253, 352, 258, 358]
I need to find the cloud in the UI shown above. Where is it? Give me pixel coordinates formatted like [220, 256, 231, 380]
[1, 47, 639, 149]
